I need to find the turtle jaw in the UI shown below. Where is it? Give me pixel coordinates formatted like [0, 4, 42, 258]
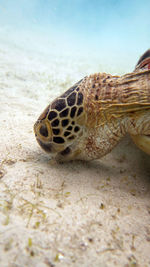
[34, 120, 55, 154]
[36, 138, 53, 153]
[130, 135, 150, 155]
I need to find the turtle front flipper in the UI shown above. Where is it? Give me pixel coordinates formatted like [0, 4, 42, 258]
[135, 49, 150, 71]
[130, 135, 150, 155]
[130, 50, 150, 155]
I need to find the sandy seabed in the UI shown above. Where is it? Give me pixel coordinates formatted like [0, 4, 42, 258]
[0, 35, 150, 267]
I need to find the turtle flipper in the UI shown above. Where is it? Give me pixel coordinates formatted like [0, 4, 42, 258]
[131, 135, 150, 155]
[131, 49, 150, 155]
[135, 49, 150, 71]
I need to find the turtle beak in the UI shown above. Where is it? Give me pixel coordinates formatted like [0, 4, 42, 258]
[36, 138, 53, 153]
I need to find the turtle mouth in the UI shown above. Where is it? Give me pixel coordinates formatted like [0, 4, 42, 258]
[36, 138, 53, 153]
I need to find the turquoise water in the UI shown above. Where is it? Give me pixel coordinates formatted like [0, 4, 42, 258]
[0, 0, 150, 73]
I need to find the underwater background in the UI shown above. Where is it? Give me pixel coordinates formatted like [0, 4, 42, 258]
[0, 0, 150, 74]
[0, 2, 150, 266]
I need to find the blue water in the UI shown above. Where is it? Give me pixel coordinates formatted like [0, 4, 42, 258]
[0, 0, 150, 73]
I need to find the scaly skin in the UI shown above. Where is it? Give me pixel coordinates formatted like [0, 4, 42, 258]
[34, 50, 150, 162]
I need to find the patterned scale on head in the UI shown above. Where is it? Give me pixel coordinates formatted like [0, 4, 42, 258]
[34, 79, 89, 161]
[34, 49, 150, 162]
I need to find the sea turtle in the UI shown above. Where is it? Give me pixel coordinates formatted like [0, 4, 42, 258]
[34, 50, 150, 162]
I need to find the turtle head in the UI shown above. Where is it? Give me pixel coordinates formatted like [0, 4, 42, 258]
[34, 81, 88, 162]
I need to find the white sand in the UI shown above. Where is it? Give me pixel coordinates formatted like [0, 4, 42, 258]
[0, 33, 150, 267]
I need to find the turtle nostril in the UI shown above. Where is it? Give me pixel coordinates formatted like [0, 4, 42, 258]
[40, 125, 48, 137]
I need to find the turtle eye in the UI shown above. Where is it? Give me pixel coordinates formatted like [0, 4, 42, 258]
[40, 125, 48, 137]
